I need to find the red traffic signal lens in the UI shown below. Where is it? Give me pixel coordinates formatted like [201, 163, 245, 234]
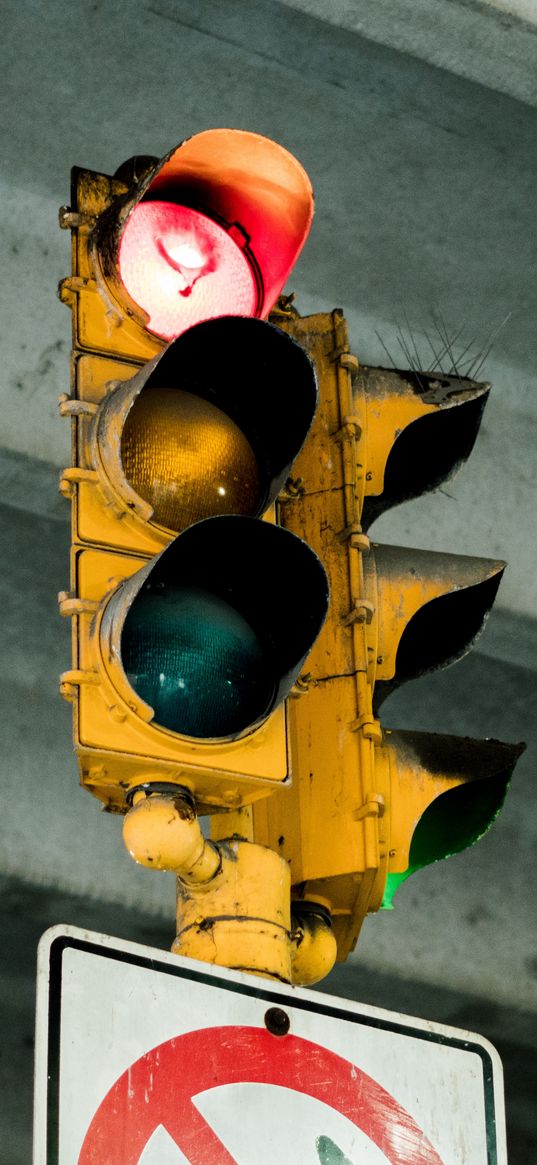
[118, 202, 258, 339]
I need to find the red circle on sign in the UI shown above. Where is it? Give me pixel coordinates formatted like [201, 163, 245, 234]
[78, 1025, 444, 1164]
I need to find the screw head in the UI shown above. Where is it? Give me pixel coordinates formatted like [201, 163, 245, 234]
[264, 1007, 290, 1037]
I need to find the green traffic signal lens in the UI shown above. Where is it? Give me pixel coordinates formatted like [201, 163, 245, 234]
[381, 770, 510, 909]
[121, 387, 261, 532]
[122, 584, 276, 739]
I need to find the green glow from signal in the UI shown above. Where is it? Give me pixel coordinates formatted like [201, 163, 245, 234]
[381, 772, 510, 909]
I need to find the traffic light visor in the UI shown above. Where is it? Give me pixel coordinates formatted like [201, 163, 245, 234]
[366, 545, 505, 710]
[354, 367, 490, 531]
[381, 731, 525, 907]
[102, 516, 328, 741]
[96, 316, 318, 535]
[110, 129, 314, 339]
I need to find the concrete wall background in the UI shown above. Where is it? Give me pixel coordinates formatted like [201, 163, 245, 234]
[282, 0, 537, 106]
[1, 1, 536, 1159]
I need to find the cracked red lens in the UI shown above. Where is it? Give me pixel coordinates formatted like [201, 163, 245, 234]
[118, 202, 258, 340]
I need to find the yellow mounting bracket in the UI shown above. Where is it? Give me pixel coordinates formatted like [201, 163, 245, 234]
[124, 788, 337, 985]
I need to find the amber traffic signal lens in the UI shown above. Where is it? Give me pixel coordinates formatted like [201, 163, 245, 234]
[121, 387, 261, 531]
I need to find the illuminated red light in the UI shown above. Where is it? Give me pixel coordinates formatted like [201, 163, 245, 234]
[118, 202, 258, 340]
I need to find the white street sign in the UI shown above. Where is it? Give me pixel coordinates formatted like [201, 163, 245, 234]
[34, 925, 506, 1165]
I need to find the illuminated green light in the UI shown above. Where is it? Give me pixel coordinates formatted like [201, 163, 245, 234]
[381, 771, 510, 909]
[122, 585, 276, 739]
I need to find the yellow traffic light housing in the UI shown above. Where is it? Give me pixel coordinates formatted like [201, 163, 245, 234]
[248, 307, 524, 960]
[66, 516, 327, 811]
[59, 132, 524, 983]
[59, 136, 328, 816]
[62, 314, 318, 557]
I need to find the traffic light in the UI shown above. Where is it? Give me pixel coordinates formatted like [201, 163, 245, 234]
[248, 308, 523, 960]
[58, 132, 328, 815]
[59, 129, 523, 981]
